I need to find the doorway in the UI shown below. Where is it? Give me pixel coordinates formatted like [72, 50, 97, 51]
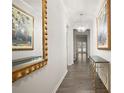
[76, 36, 88, 63]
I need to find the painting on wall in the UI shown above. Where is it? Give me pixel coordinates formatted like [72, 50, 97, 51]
[97, 0, 111, 50]
[12, 5, 34, 50]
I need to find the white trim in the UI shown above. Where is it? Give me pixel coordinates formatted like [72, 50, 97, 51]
[52, 70, 68, 93]
[68, 63, 73, 66]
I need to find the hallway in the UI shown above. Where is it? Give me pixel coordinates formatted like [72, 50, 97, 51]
[57, 54, 108, 93]
[12, 0, 111, 93]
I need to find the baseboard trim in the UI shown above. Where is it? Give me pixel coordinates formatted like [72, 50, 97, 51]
[52, 70, 68, 93]
[68, 63, 73, 66]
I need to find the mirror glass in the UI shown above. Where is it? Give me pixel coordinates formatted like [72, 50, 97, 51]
[12, 0, 43, 65]
[12, 0, 48, 82]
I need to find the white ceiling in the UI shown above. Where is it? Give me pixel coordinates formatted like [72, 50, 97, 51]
[61, 0, 105, 27]
[15, 0, 105, 29]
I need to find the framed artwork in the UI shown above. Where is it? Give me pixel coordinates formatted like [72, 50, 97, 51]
[12, 5, 34, 50]
[97, 0, 111, 50]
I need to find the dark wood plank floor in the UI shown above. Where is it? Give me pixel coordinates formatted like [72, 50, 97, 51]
[56, 53, 108, 93]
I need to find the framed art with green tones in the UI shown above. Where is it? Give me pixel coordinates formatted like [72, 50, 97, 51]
[12, 5, 34, 50]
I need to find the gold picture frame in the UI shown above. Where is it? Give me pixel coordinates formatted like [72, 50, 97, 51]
[12, 5, 34, 50]
[97, 0, 111, 50]
[12, 0, 48, 82]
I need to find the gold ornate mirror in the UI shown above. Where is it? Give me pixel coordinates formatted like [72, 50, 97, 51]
[12, 0, 48, 82]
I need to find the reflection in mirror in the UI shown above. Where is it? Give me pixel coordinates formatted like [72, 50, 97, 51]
[12, 4, 34, 50]
[12, 0, 48, 82]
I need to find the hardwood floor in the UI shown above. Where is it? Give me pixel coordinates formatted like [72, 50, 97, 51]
[56, 53, 108, 93]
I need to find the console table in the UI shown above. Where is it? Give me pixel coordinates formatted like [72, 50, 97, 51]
[89, 56, 111, 93]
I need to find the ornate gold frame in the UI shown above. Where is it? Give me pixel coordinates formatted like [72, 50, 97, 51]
[12, 0, 48, 82]
[97, 0, 111, 50]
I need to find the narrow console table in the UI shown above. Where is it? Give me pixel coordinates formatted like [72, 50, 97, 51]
[89, 56, 111, 93]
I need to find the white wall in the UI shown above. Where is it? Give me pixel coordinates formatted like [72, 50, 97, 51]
[13, 0, 68, 93]
[73, 30, 76, 60]
[12, 0, 42, 60]
[67, 27, 74, 65]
